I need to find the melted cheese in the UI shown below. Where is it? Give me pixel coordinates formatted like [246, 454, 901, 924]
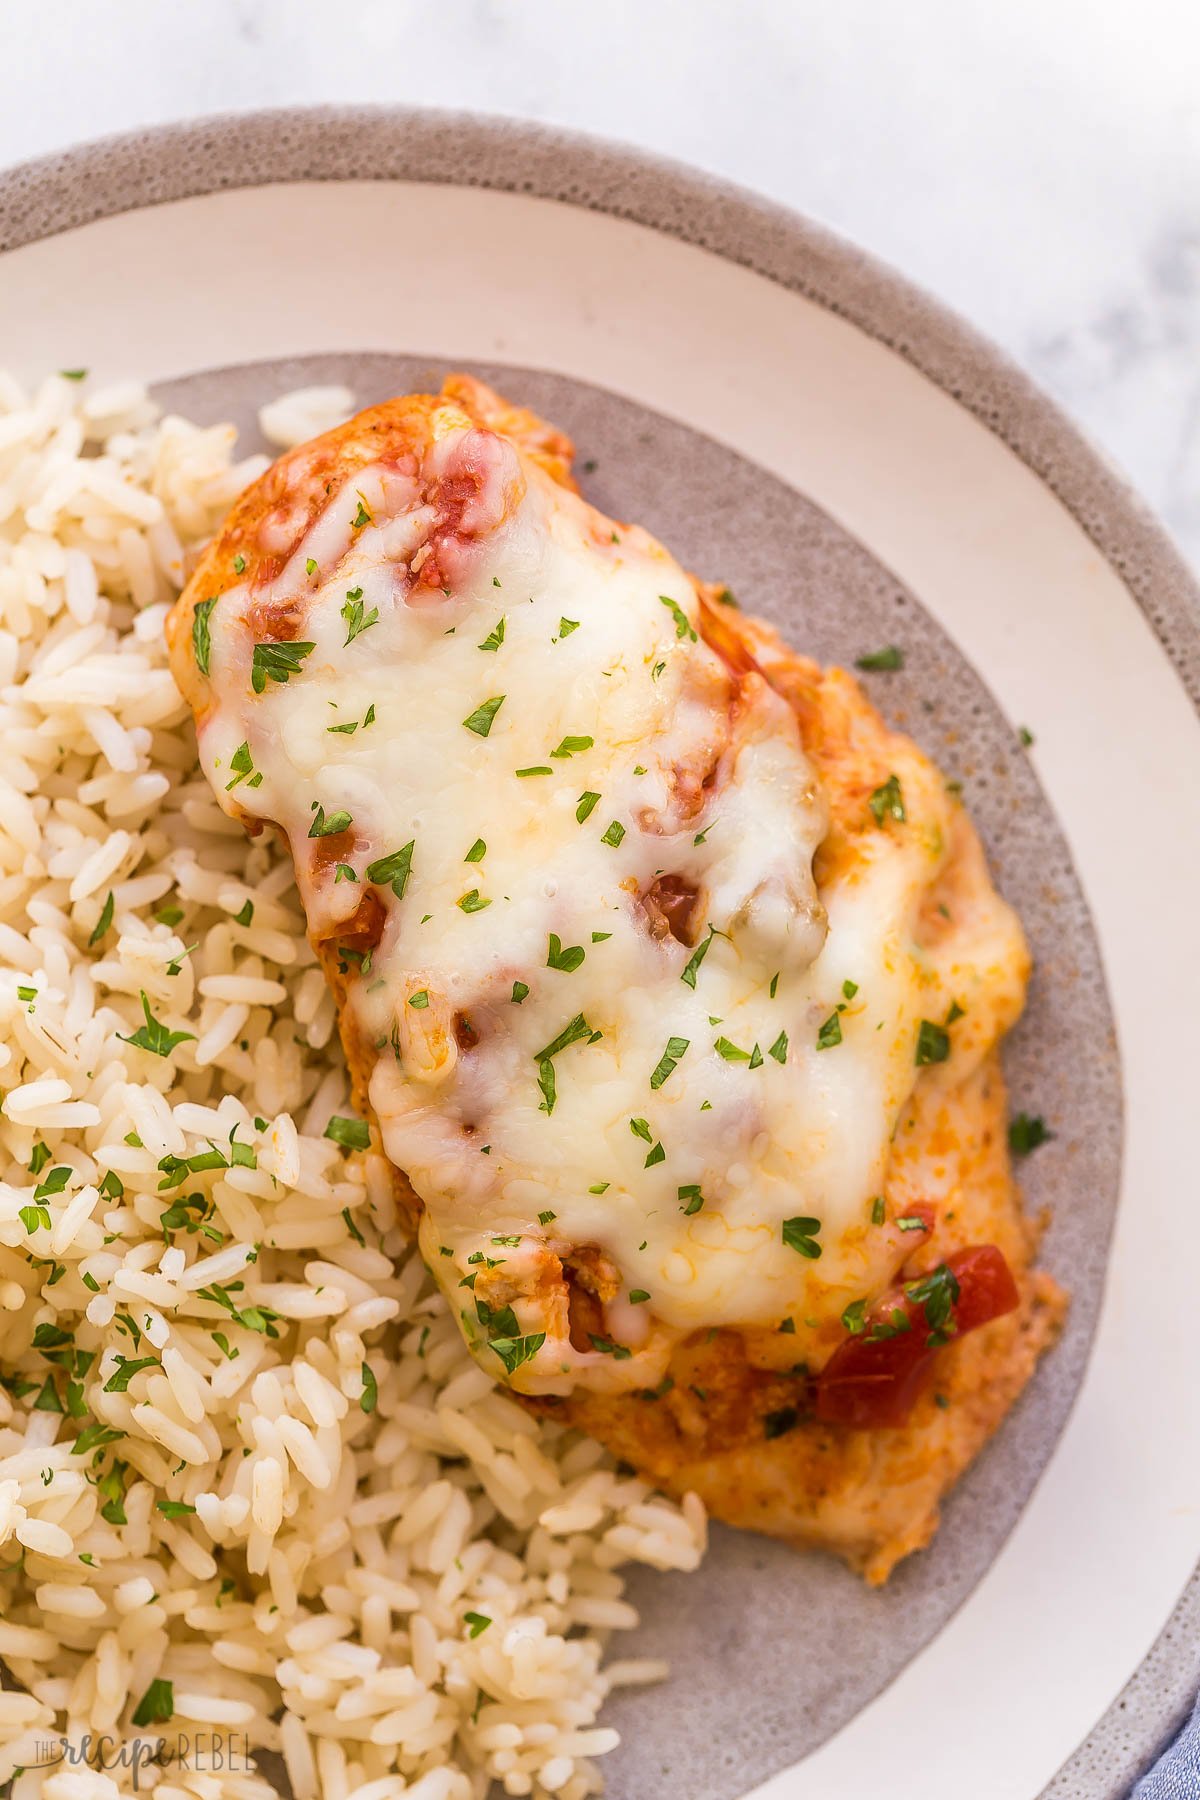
[193, 406, 1020, 1397]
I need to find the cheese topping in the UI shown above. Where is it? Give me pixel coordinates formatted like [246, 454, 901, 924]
[190, 402, 1018, 1396]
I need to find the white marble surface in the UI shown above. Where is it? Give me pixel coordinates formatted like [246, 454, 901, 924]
[3, 0, 1199, 565]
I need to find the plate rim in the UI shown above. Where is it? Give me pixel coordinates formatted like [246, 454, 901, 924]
[1, 103, 1197, 1792]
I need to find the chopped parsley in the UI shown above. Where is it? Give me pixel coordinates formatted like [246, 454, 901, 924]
[1019, 725, 1035, 748]
[842, 978, 859, 1000]
[589, 1182, 610, 1194]
[308, 803, 353, 838]
[250, 640, 315, 694]
[464, 838, 487, 863]
[463, 1611, 492, 1638]
[538, 1209, 557, 1225]
[536, 1059, 557, 1114]
[324, 1115, 370, 1150]
[462, 695, 505, 737]
[678, 1184, 704, 1215]
[233, 899, 254, 926]
[870, 1196, 886, 1225]
[767, 1029, 788, 1064]
[650, 1036, 689, 1089]
[103, 1356, 158, 1393]
[536, 1014, 595, 1060]
[408, 990, 430, 1009]
[551, 734, 594, 759]
[327, 703, 376, 734]
[659, 594, 698, 641]
[763, 1406, 799, 1440]
[558, 617, 580, 638]
[906, 1263, 961, 1346]
[360, 1362, 378, 1413]
[89, 891, 114, 946]
[629, 1289, 650, 1304]
[815, 1011, 843, 1051]
[868, 774, 906, 826]
[515, 765, 552, 777]
[600, 820, 625, 847]
[511, 981, 529, 1004]
[225, 741, 263, 792]
[841, 1298, 868, 1335]
[191, 597, 217, 675]
[131, 1679, 174, 1728]
[643, 1142, 665, 1168]
[576, 790, 601, 823]
[1009, 1112, 1052, 1156]
[458, 889, 491, 913]
[547, 934, 585, 973]
[489, 1332, 545, 1375]
[781, 1215, 822, 1260]
[233, 553, 246, 574]
[119, 992, 195, 1059]
[351, 493, 372, 529]
[589, 1334, 632, 1360]
[305, 557, 318, 577]
[366, 841, 415, 900]
[478, 618, 506, 652]
[914, 1019, 951, 1065]
[341, 587, 379, 645]
[715, 1036, 754, 1063]
[680, 925, 715, 990]
[855, 645, 904, 672]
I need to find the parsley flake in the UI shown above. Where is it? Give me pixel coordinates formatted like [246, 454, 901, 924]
[119, 992, 195, 1059]
[868, 774, 906, 826]
[782, 1216, 823, 1259]
[650, 1036, 689, 1089]
[191, 597, 217, 676]
[251, 640, 315, 694]
[366, 841, 415, 900]
[342, 587, 379, 645]
[547, 934, 585, 973]
[324, 1115, 370, 1150]
[309, 803, 353, 838]
[463, 695, 505, 737]
[680, 925, 715, 989]
[89, 891, 114, 946]
[1009, 1112, 1052, 1155]
[855, 645, 904, 672]
[659, 594, 698, 641]
[914, 1019, 951, 1065]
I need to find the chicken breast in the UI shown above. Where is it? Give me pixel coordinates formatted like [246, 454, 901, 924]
[166, 375, 1065, 1582]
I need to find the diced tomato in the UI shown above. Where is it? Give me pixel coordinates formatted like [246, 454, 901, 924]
[814, 1244, 1020, 1430]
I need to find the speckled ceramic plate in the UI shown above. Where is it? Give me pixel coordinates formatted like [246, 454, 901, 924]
[1, 109, 1197, 1800]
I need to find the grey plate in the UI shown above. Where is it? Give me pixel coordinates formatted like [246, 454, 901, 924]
[157, 351, 1117, 1800]
[2, 108, 1198, 1797]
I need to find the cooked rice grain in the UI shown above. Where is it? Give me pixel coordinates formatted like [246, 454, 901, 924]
[0, 373, 705, 1800]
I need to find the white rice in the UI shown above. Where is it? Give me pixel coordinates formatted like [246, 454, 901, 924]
[0, 373, 706, 1800]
